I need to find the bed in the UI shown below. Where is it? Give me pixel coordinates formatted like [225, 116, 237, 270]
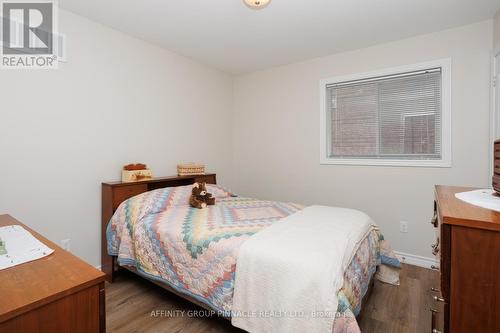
[102, 175, 400, 333]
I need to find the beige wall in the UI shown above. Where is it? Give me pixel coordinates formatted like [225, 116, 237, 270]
[495, 9, 500, 79]
[0, 11, 495, 266]
[495, 9, 500, 51]
[0, 10, 234, 267]
[232, 21, 493, 258]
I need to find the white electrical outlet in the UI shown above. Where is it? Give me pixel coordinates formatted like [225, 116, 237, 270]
[400, 221, 409, 233]
[61, 239, 71, 252]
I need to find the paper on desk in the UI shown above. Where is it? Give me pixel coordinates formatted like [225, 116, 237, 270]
[0, 225, 54, 270]
[455, 189, 500, 212]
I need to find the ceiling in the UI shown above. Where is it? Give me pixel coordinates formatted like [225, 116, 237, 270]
[59, 0, 500, 74]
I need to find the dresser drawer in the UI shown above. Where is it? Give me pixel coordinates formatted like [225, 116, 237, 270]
[449, 226, 500, 333]
[0, 285, 103, 333]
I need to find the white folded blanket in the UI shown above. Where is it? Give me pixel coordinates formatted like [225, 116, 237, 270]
[231, 205, 376, 333]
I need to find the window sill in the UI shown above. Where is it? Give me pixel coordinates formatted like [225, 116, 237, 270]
[320, 158, 451, 168]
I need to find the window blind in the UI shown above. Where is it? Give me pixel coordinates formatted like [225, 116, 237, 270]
[326, 68, 442, 160]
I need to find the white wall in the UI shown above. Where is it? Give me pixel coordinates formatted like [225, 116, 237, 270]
[0, 9, 234, 267]
[0, 11, 495, 266]
[495, 9, 500, 51]
[232, 21, 493, 259]
[494, 10, 500, 174]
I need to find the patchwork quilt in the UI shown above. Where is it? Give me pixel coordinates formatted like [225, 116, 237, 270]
[107, 184, 400, 333]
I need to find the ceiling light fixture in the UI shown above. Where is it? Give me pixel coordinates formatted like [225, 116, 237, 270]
[243, 0, 271, 10]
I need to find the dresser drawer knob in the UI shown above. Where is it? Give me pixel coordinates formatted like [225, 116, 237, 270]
[431, 238, 440, 256]
[433, 295, 445, 303]
[430, 265, 440, 271]
[430, 287, 441, 293]
[430, 213, 438, 227]
[432, 329, 442, 333]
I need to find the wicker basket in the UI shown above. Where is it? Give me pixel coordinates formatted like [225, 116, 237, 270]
[177, 163, 205, 176]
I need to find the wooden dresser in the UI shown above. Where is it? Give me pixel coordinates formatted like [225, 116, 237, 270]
[0, 215, 106, 333]
[101, 173, 217, 282]
[432, 186, 500, 333]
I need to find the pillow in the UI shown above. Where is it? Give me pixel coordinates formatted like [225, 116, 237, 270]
[145, 183, 236, 209]
[205, 184, 237, 199]
[112, 183, 237, 225]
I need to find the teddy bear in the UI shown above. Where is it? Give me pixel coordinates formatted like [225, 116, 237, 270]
[189, 182, 216, 209]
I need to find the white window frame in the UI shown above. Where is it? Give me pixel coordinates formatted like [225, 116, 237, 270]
[319, 58, 452, 167]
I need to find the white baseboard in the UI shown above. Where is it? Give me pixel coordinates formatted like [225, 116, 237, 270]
[95, 265, 102, 270]
[394, 251, 438, 269]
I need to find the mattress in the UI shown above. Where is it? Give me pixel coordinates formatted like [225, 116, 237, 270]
[107, 184, 400, 333]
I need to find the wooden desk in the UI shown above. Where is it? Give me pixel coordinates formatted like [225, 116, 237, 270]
[0, 215, 106, 333]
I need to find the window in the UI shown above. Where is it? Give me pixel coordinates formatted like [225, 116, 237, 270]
[320, 59, 451, 167]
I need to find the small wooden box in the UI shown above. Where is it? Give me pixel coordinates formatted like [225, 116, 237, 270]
[121, 169, 153, 183]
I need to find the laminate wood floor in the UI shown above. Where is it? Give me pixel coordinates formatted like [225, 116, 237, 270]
[106, 264, 438, 333]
